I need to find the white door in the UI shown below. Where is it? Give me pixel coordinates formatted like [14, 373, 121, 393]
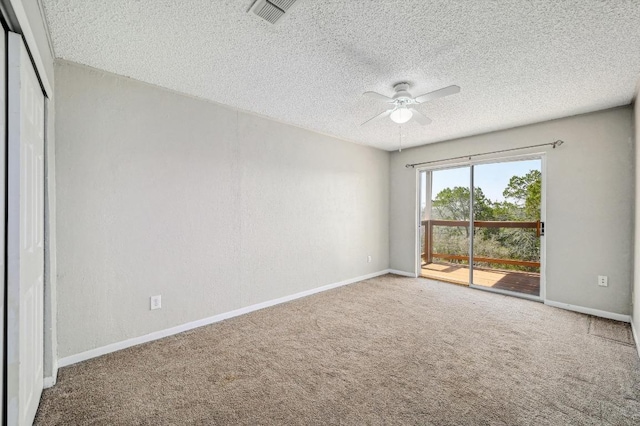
[6, 32, 46, 426]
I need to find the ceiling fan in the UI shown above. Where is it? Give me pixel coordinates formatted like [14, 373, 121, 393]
[361, 82, 460, 126]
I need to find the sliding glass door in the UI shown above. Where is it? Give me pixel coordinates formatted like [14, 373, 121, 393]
[471, 160, 542, 297]
[419, 158, 543, 299]
[420, 166, 471, 285]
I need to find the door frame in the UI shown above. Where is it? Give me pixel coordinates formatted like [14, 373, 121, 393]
[0, 19, 6, 425]
[415, 152, 547, 302]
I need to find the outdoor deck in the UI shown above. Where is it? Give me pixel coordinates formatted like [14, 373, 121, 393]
[421, 262, 540, 296]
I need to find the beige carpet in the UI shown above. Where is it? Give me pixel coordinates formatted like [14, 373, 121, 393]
[36, 274, 640, 425]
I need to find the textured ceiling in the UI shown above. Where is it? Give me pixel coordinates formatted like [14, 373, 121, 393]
[42, 0, 640, 151]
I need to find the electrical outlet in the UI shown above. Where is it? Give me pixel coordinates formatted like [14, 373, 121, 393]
[150, 295, 162, 310]
[597, 276, 608, 287]
[367, 255, 372, 263]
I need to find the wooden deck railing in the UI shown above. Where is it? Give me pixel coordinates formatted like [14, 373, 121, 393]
[421, 219, 541, 268]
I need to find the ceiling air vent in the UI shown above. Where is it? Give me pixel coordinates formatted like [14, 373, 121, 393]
[249, 0, 300, 24]
[268, 0, 297, 11]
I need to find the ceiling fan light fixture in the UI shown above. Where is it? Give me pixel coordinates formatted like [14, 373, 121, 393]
[362, 83, 458, 127]
[390, 107, 412, 124]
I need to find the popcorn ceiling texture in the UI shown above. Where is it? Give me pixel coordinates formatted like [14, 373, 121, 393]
[42, 0, 640, 150]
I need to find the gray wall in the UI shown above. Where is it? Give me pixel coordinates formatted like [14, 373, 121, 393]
[54, 61, 390, 359]
[390, 107, 634, 315]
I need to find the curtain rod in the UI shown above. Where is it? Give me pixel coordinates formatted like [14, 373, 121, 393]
[405, 140, 564, 168]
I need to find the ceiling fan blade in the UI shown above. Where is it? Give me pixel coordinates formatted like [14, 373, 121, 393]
[414, 85, 460, 103]
[361, 109, 393, 126]
[363, 91, 394, 102]
[408, 108, 432, 125]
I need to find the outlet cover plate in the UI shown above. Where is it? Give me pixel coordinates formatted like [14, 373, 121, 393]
[150, 295, 162, 310]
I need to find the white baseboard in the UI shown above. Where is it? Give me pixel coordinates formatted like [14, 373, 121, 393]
[631, 320, 640, 358]
[58, 269, 392, 368]
[42, 358, 58, 389]
[43, 361, 58, 388]
[388, 269, 417, 278]
[544, 299, 631, 323]
[43, 375, 56, 389]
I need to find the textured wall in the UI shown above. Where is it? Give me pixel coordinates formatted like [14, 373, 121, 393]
[54, 61, 390, 358]
[390, 107, 634, 315]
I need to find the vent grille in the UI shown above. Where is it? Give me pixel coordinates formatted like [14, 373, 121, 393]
[249, 0, 299, 24]
[254, 1, 285, 24]
[269, 0, 297, 11]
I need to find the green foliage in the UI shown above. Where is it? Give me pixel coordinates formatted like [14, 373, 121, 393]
[432, 186, 494, 221]
[502, 170, 541, 220]
[428, 169, 541, 272]
[432, 186, 493, 238]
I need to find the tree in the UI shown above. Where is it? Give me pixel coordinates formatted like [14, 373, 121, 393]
[432, 187, 493, 237]
[502, 170, 541, 220]
[432, 186, 493, 221]
[428, 170, 542, 269]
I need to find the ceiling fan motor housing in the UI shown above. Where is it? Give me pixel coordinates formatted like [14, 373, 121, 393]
[393, 82, 412, 101]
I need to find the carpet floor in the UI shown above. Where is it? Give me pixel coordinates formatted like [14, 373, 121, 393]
[35, 274, 640, 425]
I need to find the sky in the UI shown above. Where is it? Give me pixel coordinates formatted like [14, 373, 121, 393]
[420, 159, 541, 208]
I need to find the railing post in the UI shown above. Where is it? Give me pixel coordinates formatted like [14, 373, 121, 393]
[427, 220, 433, 264]
[422, 220, 427, 264]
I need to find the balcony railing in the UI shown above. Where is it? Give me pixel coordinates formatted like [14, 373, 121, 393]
[421, 219, 541, 268]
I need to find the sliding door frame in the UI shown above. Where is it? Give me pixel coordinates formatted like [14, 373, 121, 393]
[416, 152, 547, 302]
